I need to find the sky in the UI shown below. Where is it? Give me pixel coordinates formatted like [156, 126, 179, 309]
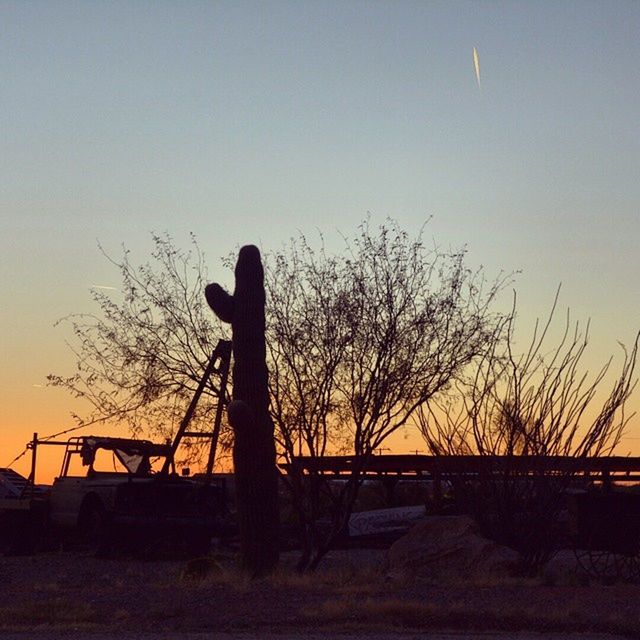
[1, 1, 639, 481]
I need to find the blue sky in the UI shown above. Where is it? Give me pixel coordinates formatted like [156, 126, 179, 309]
[1, 1, 639, 467]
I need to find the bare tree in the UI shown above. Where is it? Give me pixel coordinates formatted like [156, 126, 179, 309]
[49, 221, 511, 570]
[266, 236, 352, 461]
[48, 233, 230, 463]
[418, 288, 639, 572]
[265, 235, 357, 570]
[267, 219, 510, 569]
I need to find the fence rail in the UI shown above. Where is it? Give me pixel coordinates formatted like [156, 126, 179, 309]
[289, 454, 640, 483]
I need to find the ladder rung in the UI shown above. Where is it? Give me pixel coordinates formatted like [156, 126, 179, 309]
[182, 432, 214, 438]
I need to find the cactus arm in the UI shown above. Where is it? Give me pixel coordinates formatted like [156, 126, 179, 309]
[205, 283, 234, 323]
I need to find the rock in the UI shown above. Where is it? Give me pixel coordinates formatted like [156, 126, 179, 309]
[542, 549, 590, 586]
[180, 556, 223, 582]
[386, 515, 520, 582]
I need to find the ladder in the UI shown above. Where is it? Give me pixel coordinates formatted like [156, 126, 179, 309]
[161, 339, 232, 478]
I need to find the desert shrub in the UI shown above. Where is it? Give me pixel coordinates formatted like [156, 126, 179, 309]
[418, 289, 639, 573]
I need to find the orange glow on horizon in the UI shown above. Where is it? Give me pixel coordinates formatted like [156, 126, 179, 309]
[5, 409, 640, 486]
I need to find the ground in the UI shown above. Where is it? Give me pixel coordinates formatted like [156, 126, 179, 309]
[0, 548, 638, 638]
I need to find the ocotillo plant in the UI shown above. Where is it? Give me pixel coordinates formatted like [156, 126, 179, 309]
[205, 245, 279, 577]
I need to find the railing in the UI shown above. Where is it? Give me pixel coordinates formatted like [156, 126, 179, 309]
[289, 454, 640, 484]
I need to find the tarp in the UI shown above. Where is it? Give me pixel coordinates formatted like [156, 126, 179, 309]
[348, 505, 426, 537]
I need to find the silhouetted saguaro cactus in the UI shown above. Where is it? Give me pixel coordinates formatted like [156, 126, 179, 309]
[205, 245, 279, 577]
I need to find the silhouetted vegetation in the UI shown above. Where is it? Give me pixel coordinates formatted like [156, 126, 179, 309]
[48, 233, 228, 461]
[418, 288, 639, 572]
[267, 219, 510, 569]
[206, 245, 280, 578]
[48, 221, 639, 573]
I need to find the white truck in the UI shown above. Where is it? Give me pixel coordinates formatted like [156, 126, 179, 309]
[1, 339, 233, 556]
[1, 435, 228, 556]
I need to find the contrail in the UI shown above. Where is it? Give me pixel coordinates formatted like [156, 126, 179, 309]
[473, 46, 481, 89]
[91, 284, 118, 290]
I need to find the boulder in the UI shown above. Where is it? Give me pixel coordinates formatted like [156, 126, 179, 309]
[386, 515, 520, 582]
[542, 549, 590, 585]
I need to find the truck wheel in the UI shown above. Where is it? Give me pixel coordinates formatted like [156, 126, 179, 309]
[78, 501, 111, 557]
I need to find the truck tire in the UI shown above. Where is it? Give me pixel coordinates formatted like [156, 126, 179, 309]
[78, 500, 111, 557]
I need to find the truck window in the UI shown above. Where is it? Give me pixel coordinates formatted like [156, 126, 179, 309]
[91, 449, 129, 473]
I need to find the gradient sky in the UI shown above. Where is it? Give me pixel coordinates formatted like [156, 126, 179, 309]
[2, 1, 639, 480]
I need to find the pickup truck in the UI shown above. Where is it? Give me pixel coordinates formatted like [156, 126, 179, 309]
[1, 341, 233, 556]
[1, 435, 228, 556]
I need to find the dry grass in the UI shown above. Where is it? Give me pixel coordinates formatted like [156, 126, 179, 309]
[0, 598, 98, 627]
[301, 595, 639, 636]
[176, 553, 384, 599]
[31, 580, 61, 593]
[2, 550, 639, 636]
[268, 564, 382, 594]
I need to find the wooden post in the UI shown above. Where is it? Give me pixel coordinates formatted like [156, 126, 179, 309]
[27, 432, 38, 497]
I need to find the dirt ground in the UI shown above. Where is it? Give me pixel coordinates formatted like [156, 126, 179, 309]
[0, 548, 638, 637]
